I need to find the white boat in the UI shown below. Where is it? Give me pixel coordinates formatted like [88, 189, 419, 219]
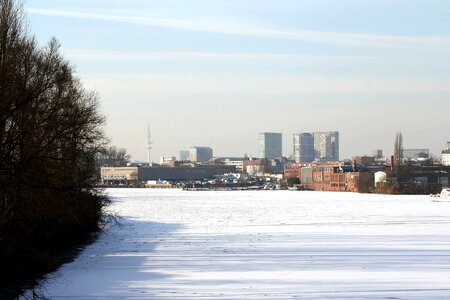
[433, 188, 450, 202]
[440, 188, 450, 199]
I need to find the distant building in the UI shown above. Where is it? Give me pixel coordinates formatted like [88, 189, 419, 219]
[145, 180, 172, 188]
[292, 131, 339, 162]
[218, 157, 245, 172]
[442, 142, 450, 166]
[259, 132, 282, 159]
[403, 149, 429, 160]
[352, 156, 376, 166]
[189, 146, 213, 163]
[372, 149, 383, 159]
[284, 163, 302, 179]
[244, 159, 267, 176]
[180, 150, 189, 161]
[374, 171, 387, 187]
[101, 167, 139, 185]
[160, 156, 176, 166]
[313, 131, 339, 161]
[139, 165, 234, 181]
[293, 133, 315, 163]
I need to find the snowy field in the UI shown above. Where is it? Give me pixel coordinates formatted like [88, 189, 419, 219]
[36, 189, 450, 299]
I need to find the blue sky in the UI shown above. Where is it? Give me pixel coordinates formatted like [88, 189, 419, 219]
[25, 0, 450, 161]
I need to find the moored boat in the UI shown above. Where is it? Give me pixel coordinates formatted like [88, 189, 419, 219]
[440, 188, 450, 199]
[432, 187, 450, 201]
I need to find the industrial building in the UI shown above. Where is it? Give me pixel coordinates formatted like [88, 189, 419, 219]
[100, 164, 235, 185]
[138, 165, 234, 181]
[218, 157, 245, 172]
[160, 156, 176, 166]
[101, 167, 139, 185]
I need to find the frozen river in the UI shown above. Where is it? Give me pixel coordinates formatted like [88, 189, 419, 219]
[37, 189, 450, 299]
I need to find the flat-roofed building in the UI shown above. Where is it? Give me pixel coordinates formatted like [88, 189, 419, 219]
[101, 167, 139, 185]
[259, 132, 282, 159]
[138, 165, 235, 181]
[284, 163, 302, 179]
[292, 131, 339, 162]
[404, 149, 429, 160]
[352, 156, 376, 166]
[313, 131, 339, 161]
[219, 157, 245, 172]
[189, 146, 213, 163]
[160, 156, 176, 166]
[293, 133, 314, 163]
[243, 159, 267, 176]
[372, 149, 383, 159]
[180, 150, 189, 161]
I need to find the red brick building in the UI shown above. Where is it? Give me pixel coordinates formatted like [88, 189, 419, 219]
[284, 163, 302, 179]
[284, 163, 373, 193]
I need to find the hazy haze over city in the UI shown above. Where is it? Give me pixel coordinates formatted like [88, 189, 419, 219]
[25, 0, 450, 161]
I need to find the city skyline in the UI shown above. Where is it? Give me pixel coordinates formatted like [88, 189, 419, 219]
[24, 1, 450, 160]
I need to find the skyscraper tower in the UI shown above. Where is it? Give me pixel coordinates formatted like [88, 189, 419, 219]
[313, 131, 339, 161]
[293, 133, 315, 163]
[147, 123, 153, 164]
[293, 131, 339, 162]
[259, 132, 282, 159]
[189, 146, 213, 162]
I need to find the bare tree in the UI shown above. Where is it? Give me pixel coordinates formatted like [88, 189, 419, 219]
[394, 132, 404, 169]
[1, 0, 108, 295]
[97, 146, 131, 167]
[393, 132, 418, 193]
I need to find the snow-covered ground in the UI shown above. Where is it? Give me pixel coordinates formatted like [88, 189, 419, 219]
[36, 189, 450, 299]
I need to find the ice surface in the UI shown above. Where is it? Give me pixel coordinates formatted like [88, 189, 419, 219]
[36, 189, 450, 299]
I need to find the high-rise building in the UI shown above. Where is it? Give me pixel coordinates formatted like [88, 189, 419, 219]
[372, 149, 383, 159]
[189, 146, 213, 163]
[403, 149, 429, 160]
[180, 150, 189, 161]
[313, 131, 339, 161]
[259, 132, 282, 159]
[292, 131, 339, 162]
[293, 133, 315, 163]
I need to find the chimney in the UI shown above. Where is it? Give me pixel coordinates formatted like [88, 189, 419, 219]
[390, 155, 395, 172]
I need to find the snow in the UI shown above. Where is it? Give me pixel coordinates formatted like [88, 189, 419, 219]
[36, 189, 450, 299]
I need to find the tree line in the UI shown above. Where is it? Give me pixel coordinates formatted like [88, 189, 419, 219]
[0, 0, 109, 296]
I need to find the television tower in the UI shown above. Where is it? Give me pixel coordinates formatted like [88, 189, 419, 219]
[147, 123, 153, 164]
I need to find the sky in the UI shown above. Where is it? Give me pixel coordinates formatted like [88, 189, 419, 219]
[24, 0, 450, 161]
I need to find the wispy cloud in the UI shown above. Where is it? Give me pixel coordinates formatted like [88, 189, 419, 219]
[64, 49, 385, 62]
[82, 72, 450, 96]
[28, 8, 450, 50]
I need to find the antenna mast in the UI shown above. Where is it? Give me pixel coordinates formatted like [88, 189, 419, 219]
[147, 123, 153, 164]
